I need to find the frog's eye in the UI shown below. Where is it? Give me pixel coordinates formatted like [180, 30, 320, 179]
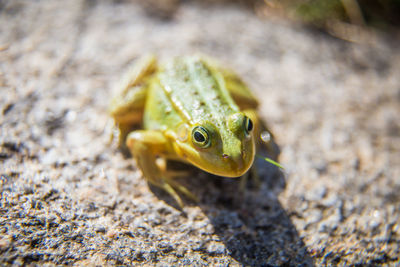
[192, 126, 210, 148]
[244, 117, 253, 135]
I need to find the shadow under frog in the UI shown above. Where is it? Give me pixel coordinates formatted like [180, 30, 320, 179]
[149, 154, 315, 266]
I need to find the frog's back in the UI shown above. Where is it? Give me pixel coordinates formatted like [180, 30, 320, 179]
[144, 57, 240, 131]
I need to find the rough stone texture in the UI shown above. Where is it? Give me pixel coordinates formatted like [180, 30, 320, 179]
[1, 0, 399, 266]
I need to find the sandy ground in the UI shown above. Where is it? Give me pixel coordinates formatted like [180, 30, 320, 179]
[1, 0, 399, 265]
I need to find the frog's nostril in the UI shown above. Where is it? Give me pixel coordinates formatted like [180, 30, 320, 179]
[222, 153, 229, 159]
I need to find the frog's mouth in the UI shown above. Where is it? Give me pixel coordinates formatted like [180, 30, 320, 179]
[176, 138, 255, 177]
[216, 137, 255, 177]
[218, 151, 254, 177]
[192, 150, 254, 178]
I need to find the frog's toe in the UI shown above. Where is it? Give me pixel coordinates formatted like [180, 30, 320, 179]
[250, 166, 261, 188]
[158, 178, 198, 208]
[161, 181, 184, 209]
[239, 166, 260, 191]
[168, 179, 198, 203]
[239, 172, 248, 192]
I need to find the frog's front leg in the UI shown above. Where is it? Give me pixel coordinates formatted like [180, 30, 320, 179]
[126, 130, 197, 208]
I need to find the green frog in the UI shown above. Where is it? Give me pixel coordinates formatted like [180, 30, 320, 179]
[110, 55, 278, 207]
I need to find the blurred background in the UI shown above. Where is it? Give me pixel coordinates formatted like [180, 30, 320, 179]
[137, 0, 400, 36]
[1, 0, 399, 266]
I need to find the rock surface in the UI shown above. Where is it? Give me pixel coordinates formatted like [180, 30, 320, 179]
[1, 0, 399, 265]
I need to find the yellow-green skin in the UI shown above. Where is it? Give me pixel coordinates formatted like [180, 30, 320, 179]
[110, 55, 268, 207]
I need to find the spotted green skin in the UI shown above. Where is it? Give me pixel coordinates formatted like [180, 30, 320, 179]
[144, 57, 255, 176]
[110, 55, 266, 206]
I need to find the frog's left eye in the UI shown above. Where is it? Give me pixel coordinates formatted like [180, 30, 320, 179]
[192, 126, 211, 148]
[244, 117, 253, 135]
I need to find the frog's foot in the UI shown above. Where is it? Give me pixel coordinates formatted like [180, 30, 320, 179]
[127, 130, 197, 208]
[147, 175, 198, 208]
[159, 177, 198, 207]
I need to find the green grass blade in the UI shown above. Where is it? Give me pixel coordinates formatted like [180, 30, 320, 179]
[256, 154, 285, 169]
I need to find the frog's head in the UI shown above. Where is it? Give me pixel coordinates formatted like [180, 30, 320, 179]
[175, 112, 255, 177]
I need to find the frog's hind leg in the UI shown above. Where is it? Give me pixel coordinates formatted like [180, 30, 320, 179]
[126, 130, 197, 208]
[204, 58, 260, 110]
[215, 64, 279, 157]
[109, 55, 157, 147]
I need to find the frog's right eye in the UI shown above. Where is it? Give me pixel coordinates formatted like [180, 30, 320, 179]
[244, 116, 253, 135]
[192, 126, 210, 148]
